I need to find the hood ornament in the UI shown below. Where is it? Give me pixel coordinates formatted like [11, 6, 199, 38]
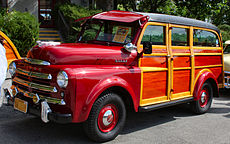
[36, 41, 61, 47]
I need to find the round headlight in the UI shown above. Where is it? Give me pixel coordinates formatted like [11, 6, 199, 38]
[9, 62, 16, 76]
[57, 71, 68, 88]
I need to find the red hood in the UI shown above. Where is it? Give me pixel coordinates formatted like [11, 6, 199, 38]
[28, 43, 137, 65]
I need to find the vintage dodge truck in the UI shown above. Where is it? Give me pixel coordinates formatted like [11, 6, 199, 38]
[6, 10, 223, 142]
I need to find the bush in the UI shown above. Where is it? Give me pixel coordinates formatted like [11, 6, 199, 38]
[218, 24, 230, 44]
[0, 9, 39, 56]
[55, 3, 101, 42]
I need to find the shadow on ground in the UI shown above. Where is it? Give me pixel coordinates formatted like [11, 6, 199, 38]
[0, 90, 230, 143]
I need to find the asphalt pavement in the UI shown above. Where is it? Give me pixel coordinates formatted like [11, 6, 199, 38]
[1, 89, 230, 144]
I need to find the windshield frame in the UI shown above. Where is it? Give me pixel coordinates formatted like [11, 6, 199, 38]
[76, 19, 140, 46]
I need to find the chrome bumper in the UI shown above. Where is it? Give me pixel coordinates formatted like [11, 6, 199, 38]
[10, 85, 66, 105]
[4, 88, 72, 124]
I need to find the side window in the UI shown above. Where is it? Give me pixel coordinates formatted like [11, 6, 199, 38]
[193, 29, 219, 47]
[141, 25, 165, 45]
[171, 27, 189, 46]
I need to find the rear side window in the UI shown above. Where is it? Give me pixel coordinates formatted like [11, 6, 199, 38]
[171, 27, 189, 46]
[193, 29, 219, 47]
[141, 25, 165, 45]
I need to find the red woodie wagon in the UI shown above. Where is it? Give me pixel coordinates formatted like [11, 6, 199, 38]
[6, 10, 223, 142]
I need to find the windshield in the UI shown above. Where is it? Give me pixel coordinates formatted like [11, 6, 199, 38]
[77, 19, 138, 45]
[224, 45, 230, 53]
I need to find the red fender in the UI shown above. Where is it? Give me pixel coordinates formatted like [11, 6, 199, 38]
[193, 71, 218, 101]
[77, 76, 138, 122]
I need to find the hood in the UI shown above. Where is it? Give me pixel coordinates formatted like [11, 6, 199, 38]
[28, 43, 137, 65]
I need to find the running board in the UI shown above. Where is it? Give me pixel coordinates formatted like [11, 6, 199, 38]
[138, 97, 194, 112]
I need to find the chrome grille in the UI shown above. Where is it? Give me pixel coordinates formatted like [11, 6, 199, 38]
[13, 77, 57, 93]
[12, 60, 65, 105]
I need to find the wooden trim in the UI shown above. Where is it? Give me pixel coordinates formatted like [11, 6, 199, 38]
[173, 53, 191, 56]
[170, 24, 190, 29]
[194, 69, 213, 86]
[171, 46, 190, 49]
[143, 53, 168, 56]
[171, 92, 193, 101]
[141, 67, 168, 72]
[190, 26, 195, 95]
[137, 22, 167, 52]
[194, 53, 222, 56]
[168, 24, 173, 100]
[140, 96, 169, 106]
[173, 67, 191, 70]
[193, 47, 222, 50]
[195, 64, 223, 69]
[139, 45, 167, 49]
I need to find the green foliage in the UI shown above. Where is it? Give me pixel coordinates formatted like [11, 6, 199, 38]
[218, 24, 230, 43]
[56, 3, 101, 42]
[0, 9, 39, 56]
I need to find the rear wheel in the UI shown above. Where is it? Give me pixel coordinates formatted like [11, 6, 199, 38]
[84, 93, 126, 142]
[192, 82, 213, 114]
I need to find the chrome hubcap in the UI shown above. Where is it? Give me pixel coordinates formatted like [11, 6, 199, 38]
[201, 92, 206, 103]
[102, 110, 114, 126]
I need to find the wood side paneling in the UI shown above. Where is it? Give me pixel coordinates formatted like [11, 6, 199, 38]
[173, 56, 190, 68]
[172, 49, 190, 53]
[195, 56, 222, 66]
[142, 71, 167, 99]
[173, 70, 190, 93]
[193, 49, 222, 53]
[141, 56, 167, 68]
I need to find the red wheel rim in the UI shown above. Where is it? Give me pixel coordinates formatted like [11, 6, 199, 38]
[199, 88, 209, 108]
[98, 104, 118, 133]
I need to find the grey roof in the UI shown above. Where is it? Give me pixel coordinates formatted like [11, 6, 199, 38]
[136, 12, 219, 33]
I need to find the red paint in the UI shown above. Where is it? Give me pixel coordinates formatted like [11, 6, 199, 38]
[29, 43, 137, 66]
[193, 71, 218, 101]
[98, 104, 118, 132]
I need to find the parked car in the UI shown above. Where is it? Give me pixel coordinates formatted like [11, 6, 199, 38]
[5, 10, 223, 142]
[0, 31, 21, 107]
[223, 40, 230, 88]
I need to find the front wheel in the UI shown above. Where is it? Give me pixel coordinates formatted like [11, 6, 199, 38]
[84, 93, 126, 142]
[192, 82, 213, 114]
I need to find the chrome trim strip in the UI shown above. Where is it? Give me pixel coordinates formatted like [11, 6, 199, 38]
[25, 58, 50, 66]
[11, 85, 65, 105]
[17, 68, 52, 80]
[224, 71, 230, 74]
[13, 77, 57, 93]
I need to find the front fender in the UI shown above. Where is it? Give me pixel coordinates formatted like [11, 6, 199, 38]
[76, 76, 138, 122]
[193, 70, 218, 101]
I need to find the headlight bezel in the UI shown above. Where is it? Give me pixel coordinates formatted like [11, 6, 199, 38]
[9, 62, 17, 76]
[57, 71, 68, 88]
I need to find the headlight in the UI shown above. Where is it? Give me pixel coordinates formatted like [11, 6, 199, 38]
[9, 62, 16, 76]
[57, 71, 68, 88]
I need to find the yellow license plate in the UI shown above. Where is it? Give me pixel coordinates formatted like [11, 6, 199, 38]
[14, 98, 28, 113]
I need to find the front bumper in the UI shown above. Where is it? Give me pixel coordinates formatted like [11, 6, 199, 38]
[5, 88, 72, 124]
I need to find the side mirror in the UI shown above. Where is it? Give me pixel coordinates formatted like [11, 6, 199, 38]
[123, 43, 137, 52]
[143, 41, 152, 54]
